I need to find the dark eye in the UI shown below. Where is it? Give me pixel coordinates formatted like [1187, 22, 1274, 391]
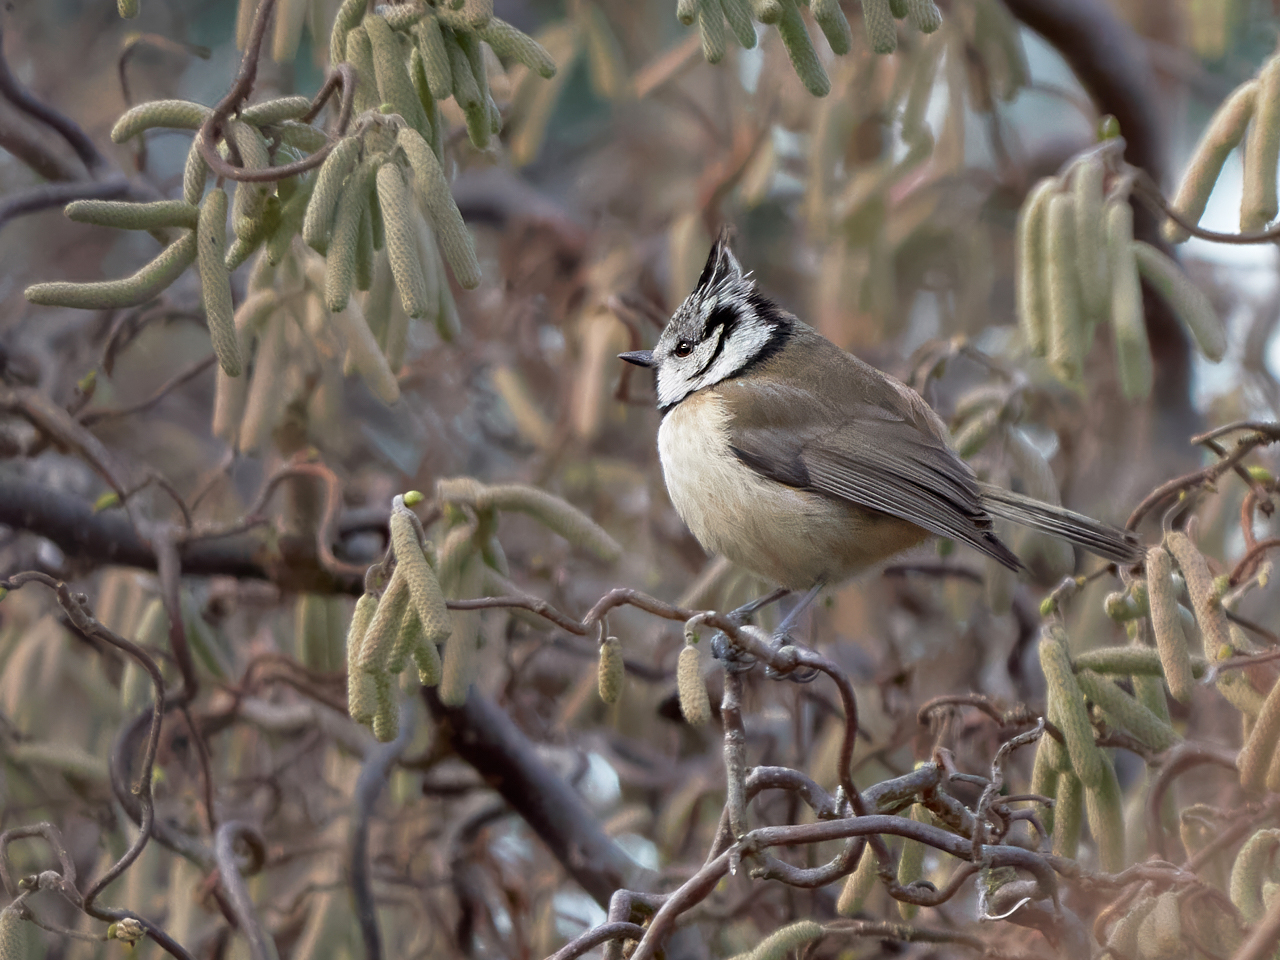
[674, 339, 694, 357]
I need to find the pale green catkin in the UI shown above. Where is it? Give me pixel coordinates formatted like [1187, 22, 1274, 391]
[234, 287, 279, 340]
[66, 199, 200, 230]
[359, 570, 411, 676]
[389, 501, 452, 643]
[330, 0, 367, 65]
[376, 163, 432, 318]
[345, 26, 381, 115]
[307, 140, 368, 252]
[334, 288, 402, 404]
[726, 921, 824, 960]
[438, 269, 462, 340]
[836, 843, 880, 916]
[267, 179, 314, 266]
[366, 14, 432, 137]
[677, 644, 710, 725]
[776, 0, 831, 97]
[952, 406, 998, 458]
[184, 138, 208, 206]
[1074, 670, 1180, 753]
[414, 216, 444, 329]
[1040, 624, 1106, 788]
[1131, 240, 1226, 362]
[888, 0, 908, 17]
[325, 158, 380, 313]
[1029, 736, 1059, 835]
[1071, 157, 1107, 321]
[355, 201, 375, 293]
[697, 0, 727, 64]
[381, 2, 427, 29]
[225, 226, 266, 272]
[445, 26, 483, 111]
[1073, 645, 1207, 679]
[750, 0, 784, 24]
[396, 126, 482, 287]
[905, 0, 942, 33]
[1265, 732, 1280, 793]
[478, 18, 559, 77]
[598, 636, 624, 704]
[236, 311, 289, 452]
[440, 558, 482, 706]
[718, 0, 758, 48]
[1105, 201, 1153, 400]
[677, 0, 698, 25]
[1237, 671, 1280, 792]
[1147, 891, 1183, 956]
[239, 95, 313, 126]
[860, 0, 901, 51]
[227, 121, 272, 241]
[0, 906, 31, 958]
[366, 250, 395, 347]
[1014, 178, 1056, 355]
[295, 593, 330, 671]
[414, 16, 455, 101]
[371, 673, 399, 741]
[1165, 531, 1232, 659]
[1230, 829, 1280, 922]
[346, 593, 379, 722]
[1044, 193, 1084, 383]
[276, 120, 329, 153]
[453, 29, 493, 148]
[812, 0, 853, 54]
[111, 99, 211, 142]
[1107, 895, 1156, 957]
[387, 605, 423, 675]
[896, 805, 926, 920]
[437, 479, 622, 560]
[26, 230, 197, 310]
[1242, 56, 1280, 231]
[1165, 80, 1257, 243]
[1052, 771, 1083, 858]
[1146, 545, 1194, 702]
[197, 189, 242, 377]
[118, 0, 139, 16]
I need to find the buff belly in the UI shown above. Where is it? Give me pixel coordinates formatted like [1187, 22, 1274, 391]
[657, 390, 929, 591]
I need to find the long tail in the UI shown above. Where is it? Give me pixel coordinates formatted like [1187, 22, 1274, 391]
[977, 483, 1141, 565]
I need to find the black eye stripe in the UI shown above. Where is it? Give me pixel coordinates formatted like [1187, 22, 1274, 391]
[703, 304, 737, 339]
[692, 322, 732, 378]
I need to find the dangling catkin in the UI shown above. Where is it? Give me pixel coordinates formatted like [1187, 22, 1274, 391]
[676, 644, 710, 725]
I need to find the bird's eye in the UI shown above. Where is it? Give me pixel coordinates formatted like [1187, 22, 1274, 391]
[674, 340, 694, 357]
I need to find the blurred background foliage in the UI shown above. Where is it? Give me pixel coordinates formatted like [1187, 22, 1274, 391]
[3, 0, 1280, 958]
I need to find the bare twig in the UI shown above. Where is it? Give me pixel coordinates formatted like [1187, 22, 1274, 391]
[215, 822, 276, 960]
[351, 702, 416, 960]
[0, 24, 107, 174]
[79, 354, 217, 426]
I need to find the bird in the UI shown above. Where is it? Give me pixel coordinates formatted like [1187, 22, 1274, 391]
[620, 228, 1140, 630]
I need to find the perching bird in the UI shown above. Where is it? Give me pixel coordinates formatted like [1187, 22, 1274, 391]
[620, 229, 1139, 619]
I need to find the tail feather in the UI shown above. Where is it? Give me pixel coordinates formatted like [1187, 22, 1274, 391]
[977, 483, 1141, 565]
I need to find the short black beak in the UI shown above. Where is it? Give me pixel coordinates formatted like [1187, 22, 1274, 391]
[618, 350, 656, 368]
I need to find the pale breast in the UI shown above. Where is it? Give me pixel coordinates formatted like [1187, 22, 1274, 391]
[657, 390, 929, 590]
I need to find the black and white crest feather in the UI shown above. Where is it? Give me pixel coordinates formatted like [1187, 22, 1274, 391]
[652, 229, 793, 411]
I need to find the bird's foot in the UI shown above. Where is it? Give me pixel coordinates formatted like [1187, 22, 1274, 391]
[763, 630, 820, 683]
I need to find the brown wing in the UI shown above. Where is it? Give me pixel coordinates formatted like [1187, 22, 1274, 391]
[721, 330, 1023, 571]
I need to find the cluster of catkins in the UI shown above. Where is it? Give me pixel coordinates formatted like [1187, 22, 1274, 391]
[25, 0, 558, 425]
[1165, 52, 1280, 241]
[1015, 148, 1225, 400]
[348, 483, 621, 741]
[680, 0, 943, 96]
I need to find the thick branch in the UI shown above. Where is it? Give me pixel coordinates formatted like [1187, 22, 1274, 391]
[423, 686, 655, 908]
